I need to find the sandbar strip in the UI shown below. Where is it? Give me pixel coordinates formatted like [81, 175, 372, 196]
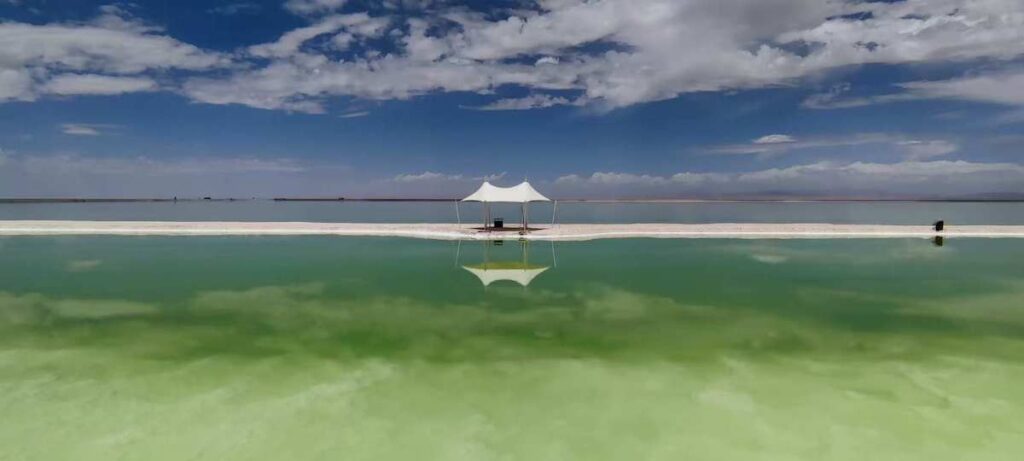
[1, 221, 1023, 240]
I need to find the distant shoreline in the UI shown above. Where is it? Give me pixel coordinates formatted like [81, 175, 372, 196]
[2, 198, 1023, 204]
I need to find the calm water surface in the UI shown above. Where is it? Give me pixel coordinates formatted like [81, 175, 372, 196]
[2, 200, 1023, 224]
[2, 236, 1023, 460]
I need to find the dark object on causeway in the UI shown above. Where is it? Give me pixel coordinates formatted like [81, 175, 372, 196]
[494, 218, 504, 229]
[934, 220, 945, 232]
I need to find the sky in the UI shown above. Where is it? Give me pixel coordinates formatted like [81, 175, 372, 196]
[0, 0, 1022, 199]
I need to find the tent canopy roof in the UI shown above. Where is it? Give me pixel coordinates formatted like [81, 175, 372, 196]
[462, 181, 550, 203]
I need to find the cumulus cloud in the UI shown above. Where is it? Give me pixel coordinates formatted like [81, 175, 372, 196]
[4, 1, 1024, 112]
[0, 6, 225, 103]
[0, 68, 34, 102]
[41, 74, 158, 96]
[899, 70, 1024, 106]
[180, 0, 1024, 112]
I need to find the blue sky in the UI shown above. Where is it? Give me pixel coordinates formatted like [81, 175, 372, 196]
[1, 0, 1023, 198]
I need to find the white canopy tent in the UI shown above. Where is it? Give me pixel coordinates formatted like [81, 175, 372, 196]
[461, 181, 550, 232]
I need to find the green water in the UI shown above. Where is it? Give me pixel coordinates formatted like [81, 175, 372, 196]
[2, 236, 1023, 460]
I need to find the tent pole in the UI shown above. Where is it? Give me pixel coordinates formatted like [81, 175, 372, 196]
[455, 201, 461, 226]
[551, 200, 557, 227]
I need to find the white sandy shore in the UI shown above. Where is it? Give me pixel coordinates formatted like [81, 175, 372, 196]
[1, 220, 1023, 240]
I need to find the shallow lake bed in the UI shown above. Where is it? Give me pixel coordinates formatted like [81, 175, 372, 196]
[2, 236, 1023, 460]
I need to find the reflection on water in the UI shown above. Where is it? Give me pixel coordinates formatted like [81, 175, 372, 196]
[1, 236, 1023, 460]
[458, 240, 553, 287]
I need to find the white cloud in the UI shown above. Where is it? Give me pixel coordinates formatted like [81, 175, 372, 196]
[0, 152, 362, 198]
[180, 0, 1024, 112]
[556, 172, 671, 186]
[707, 133, 958, 160]
[284, 0, 348, 16]
[60, 123, 116, 136]
[0, 21, 223, 73]
[42, 74, 158, 96]
[62, 125, 99, 136]
[734, 160, 1023, 185]
[897, 140, 959, 160]
[481, 172, 507, 182]
[471, 94, 577, 111]
[339, 110, 370, 118]
[806, 69, 1024, 109]
[0, 68, 33, 102]
[248, 14, 386, 58]
[90, 5, 162, 34]
[4, 0, 1024, 113]
[392, 171, 507, 183]
[709, 133, 888, 156]
[208, 3, 262, 16]
[393, 171, 463, 182]
[551, 160, 1024, 197]
[753, 134, 796, 145]
[8, 154, 306, 176]
[803, 93, 916, 110]
[0, 7, 226, 103]
[899, 70, 1024, 106]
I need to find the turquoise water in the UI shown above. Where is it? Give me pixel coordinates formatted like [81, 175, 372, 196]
[2, 200, 1024, 224]
[2, 236, 1024, 460]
